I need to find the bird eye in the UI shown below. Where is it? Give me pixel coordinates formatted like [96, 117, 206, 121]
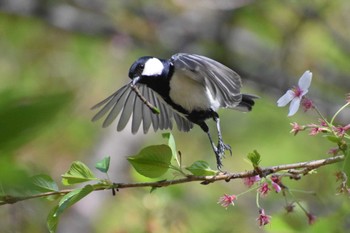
[135, 64, 144, 75]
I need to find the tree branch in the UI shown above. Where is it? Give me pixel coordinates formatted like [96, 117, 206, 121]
[0, 155, 344, 205]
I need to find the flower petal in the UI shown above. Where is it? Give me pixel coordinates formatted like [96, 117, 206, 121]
[277, 90, 295, 107]
[271, 182, 282, 193]
[298, 70, 312, 92]
[288, 97, 301, 116]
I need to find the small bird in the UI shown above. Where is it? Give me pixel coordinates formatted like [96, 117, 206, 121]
[92, 53, 257, 169]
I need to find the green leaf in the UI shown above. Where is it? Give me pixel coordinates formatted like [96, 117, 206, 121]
[47, 185, 94, 233]
[186, 160, 217, 176]
[61, 161, 97, 185]
[95, 156, 111, 173]
[247, 150, 261, 167]
[31, 174, 59, 192]
[47, 205, 59, 233]
[127, 145, 172, 178]
[325, 135, 341, 144]
[162, 132, 177, 158]
[56, 185, 94, 216]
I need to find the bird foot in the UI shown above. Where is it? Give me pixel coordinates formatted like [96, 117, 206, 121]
[214, 141, 232, 171]
[217, 141, 232, 157]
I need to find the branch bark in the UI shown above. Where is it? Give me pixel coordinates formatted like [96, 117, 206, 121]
[0, 155, 344, 205]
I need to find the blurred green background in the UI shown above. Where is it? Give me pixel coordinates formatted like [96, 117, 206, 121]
[0, 0, 349, 232]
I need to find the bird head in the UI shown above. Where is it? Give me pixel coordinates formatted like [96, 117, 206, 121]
[128, 56, 165, 86]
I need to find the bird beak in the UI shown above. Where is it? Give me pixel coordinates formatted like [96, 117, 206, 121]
[131, 76, 140, 86]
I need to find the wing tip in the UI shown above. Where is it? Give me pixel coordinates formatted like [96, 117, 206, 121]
[237, 94, 259, 111]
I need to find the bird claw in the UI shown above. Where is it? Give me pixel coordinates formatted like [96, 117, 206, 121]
[218, 142, 232, 156]
[214, 141, 232, 171]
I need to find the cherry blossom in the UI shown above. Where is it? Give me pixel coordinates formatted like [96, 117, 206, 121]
[277, 70, 312, 116]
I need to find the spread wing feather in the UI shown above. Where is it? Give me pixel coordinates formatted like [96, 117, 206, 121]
[91, 83, 193, 133]
[141, 86, 152, 133]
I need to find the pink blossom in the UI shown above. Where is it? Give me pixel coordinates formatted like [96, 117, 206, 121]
[277, 70, 312, 116]
[270, 175, 281, 184]
[328, 148, 339, 156]
[285, 203, 295, 213]
[243, 175, 260, 187]
[290, 122, 304, 136]
[307, 122, 328, 135]
[319, 119, 328, 127]
[257, 209, 271, 226]
[259, 183, 270, 197]
[271, 181, 282, 193]
[301, 97, 314, 112]
[309, 127, 323, 136]
[270, 175, 282, 193]
[217, 194, 237, 209]
[335, 124, 350, 137]
[306, 212, 317, 225]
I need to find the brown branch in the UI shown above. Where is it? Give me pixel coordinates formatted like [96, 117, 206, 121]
[130, 84, 160, 114]
[0, 155, 344, 205]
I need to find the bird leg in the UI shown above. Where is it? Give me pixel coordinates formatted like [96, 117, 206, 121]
[199, 114, 231, 171]
[205, 131, 224, 170]
[213, 116, 232, 157]
[211, 113, 232, 170]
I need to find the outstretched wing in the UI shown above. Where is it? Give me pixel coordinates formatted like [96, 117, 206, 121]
[91, 83, 193, 134]
[171, 53, 242, 108]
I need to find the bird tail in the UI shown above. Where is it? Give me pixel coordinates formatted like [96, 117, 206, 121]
[234, 94, 259, 112]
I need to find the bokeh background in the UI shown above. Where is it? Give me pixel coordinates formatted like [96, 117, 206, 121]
[1, 0, 350, 232]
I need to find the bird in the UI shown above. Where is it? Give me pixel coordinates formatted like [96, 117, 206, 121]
[92, 53, 257, 170]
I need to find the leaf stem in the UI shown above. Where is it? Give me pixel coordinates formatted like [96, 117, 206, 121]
[169, 164, 187, 176]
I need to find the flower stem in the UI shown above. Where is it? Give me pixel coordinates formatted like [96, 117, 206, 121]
[312, 104, 330, 125]
[331, 102, 350, 125]
[236, 186, 259, 198]
[286, 189, 308, 214]
[256, 191, 261, 209]
[288, 189, 316, 195]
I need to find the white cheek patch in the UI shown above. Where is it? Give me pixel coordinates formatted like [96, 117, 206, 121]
[142, 58, 164, 76]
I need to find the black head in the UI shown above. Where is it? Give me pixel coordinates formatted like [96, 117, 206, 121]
[128, 56, 169, 85]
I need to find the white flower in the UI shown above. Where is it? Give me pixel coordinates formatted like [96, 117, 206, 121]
[277, 70, 312, 116]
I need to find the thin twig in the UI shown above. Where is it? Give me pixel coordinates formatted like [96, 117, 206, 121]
[0, 155, 344, 205]
[130, 84, 160, 114]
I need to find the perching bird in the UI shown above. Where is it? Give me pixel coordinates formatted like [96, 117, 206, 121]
[92, 53, 257, 169]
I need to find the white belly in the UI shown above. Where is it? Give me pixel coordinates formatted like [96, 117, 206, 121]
[169, 73, 220, 112]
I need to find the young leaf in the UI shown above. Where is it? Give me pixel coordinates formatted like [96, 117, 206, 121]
[162, 132, 177, 158]
[325, 135, 341, 144]
[127, 145, 172, 178]
[186, 160, 217, 176]
[31, 174, 59, 192]
[56, 185, 94, 216]
[95, 156, 111, 173]
[247, 150, 261, 167]
[47, 185, 94, 233]
[47, 205, 59, 233]
[61, 161, 97, 185]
